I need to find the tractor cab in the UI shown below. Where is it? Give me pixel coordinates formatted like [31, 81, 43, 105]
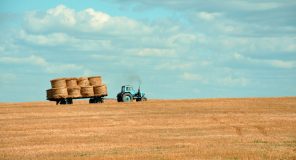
[117, 85, 147, 102]
[121, 85, 136, 95]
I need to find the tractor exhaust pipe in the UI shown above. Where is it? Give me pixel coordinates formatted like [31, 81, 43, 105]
[138, 85, 141, 95]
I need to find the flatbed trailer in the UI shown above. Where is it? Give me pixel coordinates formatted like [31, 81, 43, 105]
[47, 76, 108, 105]
[47, 95, 107, 105]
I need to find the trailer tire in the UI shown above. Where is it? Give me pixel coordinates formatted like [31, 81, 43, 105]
[60, 99, 67, 105]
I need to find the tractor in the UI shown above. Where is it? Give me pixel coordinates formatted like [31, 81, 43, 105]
[117, 85, 147, 102]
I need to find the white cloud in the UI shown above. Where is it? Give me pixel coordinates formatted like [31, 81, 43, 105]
[0, 55, 47, 66]
[181, 72, 207, 83]
[19, 30, 70, 46]
[84, 8, 110, 29]
[220, 76, 249, 87]
[132, 48, 176, 57]
[233, 52, 296, 69]
[167, 33, 197, 47]
[19, 30, 112, 50]
[232, 1, 283, 11]
[196, 12, 221, 21]
[0, 55, 83, 73]
[24, 4, 151, 35]
[270, 60, 296, 69]
[47, 5, 77, 26]
[91, 54, 118, 61]
[25, 5, 76, 32]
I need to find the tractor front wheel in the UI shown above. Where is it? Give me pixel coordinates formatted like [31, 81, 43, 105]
[122, 93, 133, 102]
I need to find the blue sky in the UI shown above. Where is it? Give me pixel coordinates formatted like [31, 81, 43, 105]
[0, 0, 295, 102]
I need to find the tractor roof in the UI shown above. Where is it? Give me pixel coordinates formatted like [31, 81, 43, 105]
[122, 85, 133, 87]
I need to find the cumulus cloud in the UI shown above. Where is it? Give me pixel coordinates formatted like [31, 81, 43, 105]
[132, 48, 176, 57]
[220, 76, 249, 87]
[19, 30, 71, 46]
[24, 4, 151, 35]
[113, 0, 293, 12]
[233, 52, 296, 69]
[19, 30, 112, 50]
[0, 55, 83, 73]
[196, 12, 222, 21]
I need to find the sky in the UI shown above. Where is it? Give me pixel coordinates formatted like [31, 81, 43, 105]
[0, 0, 295, 102]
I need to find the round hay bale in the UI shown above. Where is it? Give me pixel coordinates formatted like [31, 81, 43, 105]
[88, 76, 102, 86]
[50, 78, 66, 88]
[46, 89, 53, 99]
[80, 86, 94, 97]
[77, 77, 90, 87]
[51, 88, 68, 99]
[66, 78, 78, 88]
[67, 87, 81, 98]
[94, 84, 108, 97]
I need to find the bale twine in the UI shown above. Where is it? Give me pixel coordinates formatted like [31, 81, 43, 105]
[88, 76, 102, 86]
[80, 86, 94, 97]
[67, 87, 81, 98]
[46, 89, 53, 99]
[51, 88, 68, 99]
[66, 78, 78, 88]
[77, 77, 90, 87]
[50, 78, 66, 88]
[93, 84, 108, 97]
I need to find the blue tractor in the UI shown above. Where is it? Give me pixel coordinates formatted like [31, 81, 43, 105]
[117, 85, 147, 102]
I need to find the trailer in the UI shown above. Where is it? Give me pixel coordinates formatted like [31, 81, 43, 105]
[46, 76, 108, 105]
[47, 94, 106, 105]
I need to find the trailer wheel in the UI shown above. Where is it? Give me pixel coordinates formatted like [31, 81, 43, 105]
[60, 99, 67, 105]
[97, 97, 103, 103]
[67, 98, 73, 104]
[89, 99, 95, 104]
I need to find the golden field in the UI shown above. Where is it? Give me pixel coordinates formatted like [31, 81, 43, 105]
[0, 97, 295, 160]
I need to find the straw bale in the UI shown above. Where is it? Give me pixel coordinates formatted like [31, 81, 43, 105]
[66, 78, 78, 88]
[50, 78, 66, 88]
[67, 87, 81, 98]
[77, 77, 90, 87]
[51, 88, 68, 99]
[93, 84, 108, 97]
[88, 76, 102, 86]
[46, 89, 53, 99]
[80, 86, 94, 97]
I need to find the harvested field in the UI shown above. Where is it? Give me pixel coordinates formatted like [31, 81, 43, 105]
[0, 97, 295, 160]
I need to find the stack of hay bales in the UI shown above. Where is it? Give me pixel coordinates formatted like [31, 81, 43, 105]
[66, 78, 81, 98]
[47, 78, 68, 100]
[46, 76, 108, 100]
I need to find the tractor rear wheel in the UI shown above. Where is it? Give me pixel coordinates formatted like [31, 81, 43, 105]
[117, 94, 122, 102]
[122, 93, 133, 102]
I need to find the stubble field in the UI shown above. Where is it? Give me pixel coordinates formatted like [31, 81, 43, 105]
[0, 97, 295, 160]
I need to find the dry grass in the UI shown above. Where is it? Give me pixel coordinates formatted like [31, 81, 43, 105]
[0, 97, 295, 160]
